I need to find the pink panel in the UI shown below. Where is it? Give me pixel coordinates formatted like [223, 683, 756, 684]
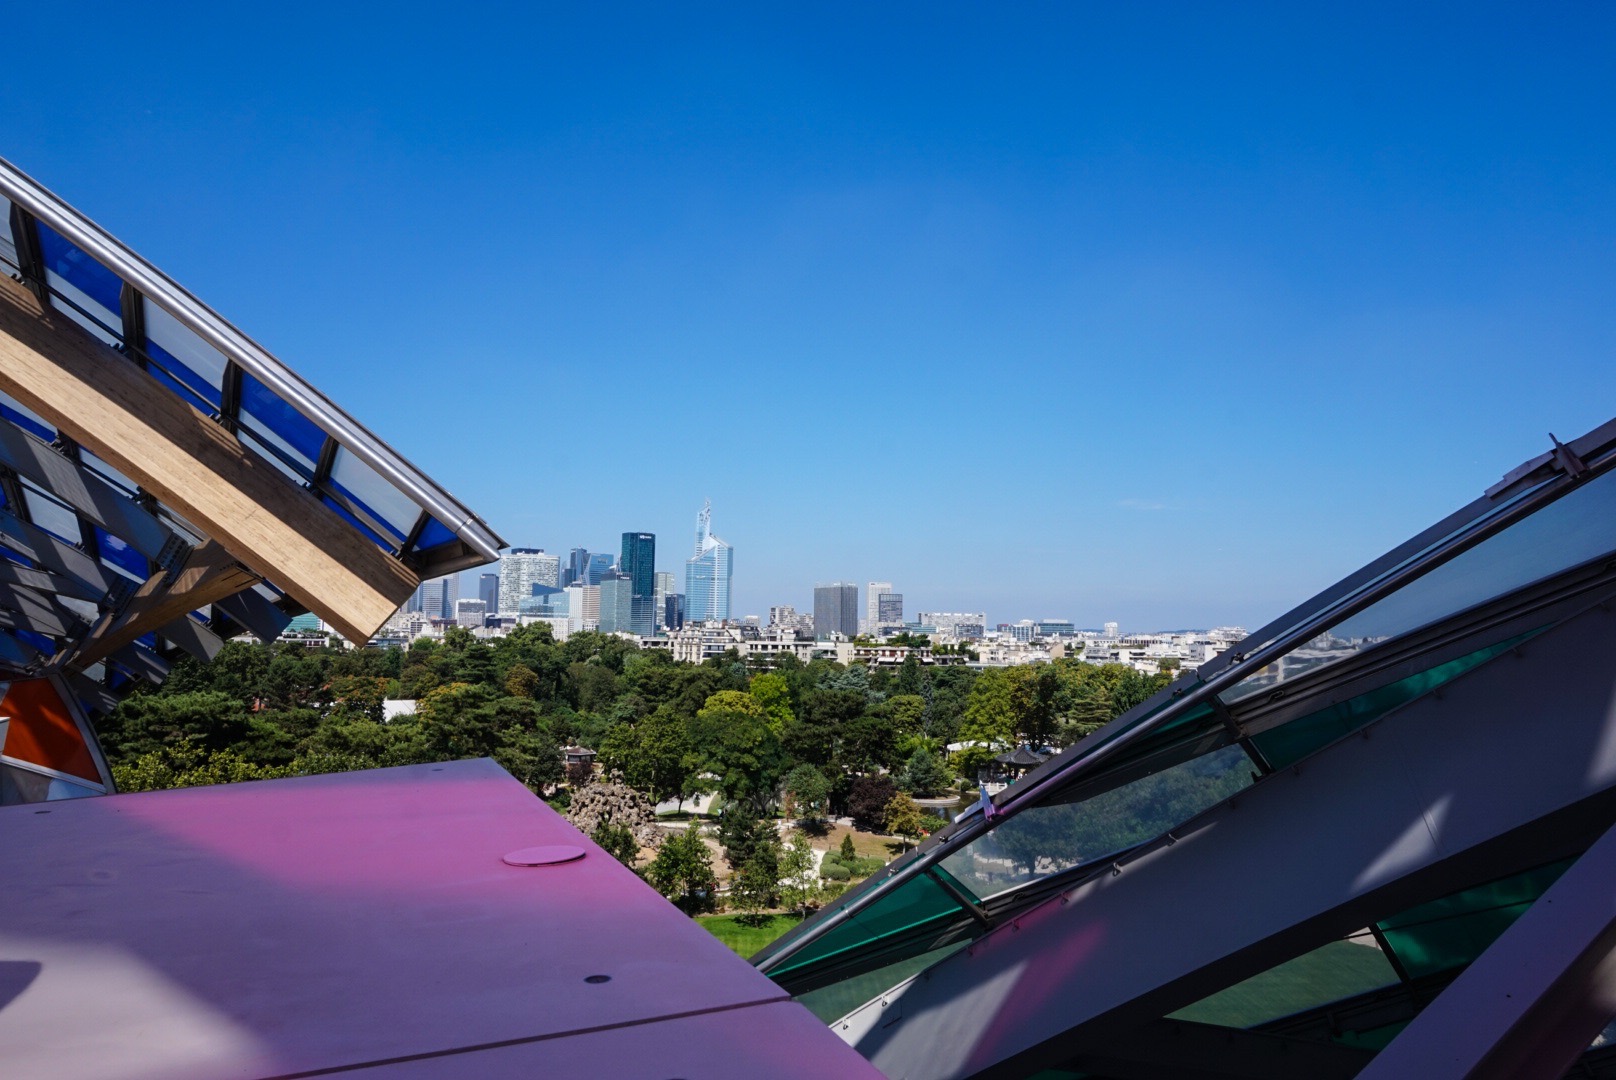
[0, 760, 864, 1078]
[363, 1000, 887, 1078]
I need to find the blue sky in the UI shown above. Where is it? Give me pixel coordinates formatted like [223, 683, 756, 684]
[6, 4, 1616, 630]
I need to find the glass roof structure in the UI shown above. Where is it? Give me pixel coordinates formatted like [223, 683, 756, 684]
[757, 413, 1616, 1016]
[0, 155, 502, 741]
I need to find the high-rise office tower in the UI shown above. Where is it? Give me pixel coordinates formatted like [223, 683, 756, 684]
[498, 549, 560, 614]
[877, 592, 904, 629]
[665, 593, 685, 631]
[684, 500, 733, 624]
[654, 571, 675, 631]
[478, 573, 499, 613]
[866, 582, 892, 634]
[563, 548, 591, 589]
[586, 553, 615, 585]
[418, 574, 459, 620]
[814, 582, 859, 640]
[620, 532, 657, 636]
[597, 571, 635, 635]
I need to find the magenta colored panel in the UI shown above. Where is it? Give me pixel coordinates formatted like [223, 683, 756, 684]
[0, 760, 850, 1079]
[364, 1000, 886, 1078]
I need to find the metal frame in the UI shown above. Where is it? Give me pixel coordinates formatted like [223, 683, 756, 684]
[0, 155, 504, 568]
[757, 414, 1616, 980]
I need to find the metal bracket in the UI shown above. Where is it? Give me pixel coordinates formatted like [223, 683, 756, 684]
[1550, 432, 1589, 480]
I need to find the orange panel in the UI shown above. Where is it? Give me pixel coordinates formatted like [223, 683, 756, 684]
[2, 678, 100, 783]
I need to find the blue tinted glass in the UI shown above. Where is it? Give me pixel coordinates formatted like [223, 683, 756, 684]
[95, 528, 147, 578]
[0, 544, 33, 568]
[107, 669, 131, 691]
[13, 628, 56, 656]
[413, 516, 456, 551]
[321, 494, 390, 548]
[0, 402, 53, 442]
[145, 340, 223, 409]
[136, 632, 157, 649]
[36, 224, 123, 315]
[327, 481, 407, 543]
[239, 373, 325, 463]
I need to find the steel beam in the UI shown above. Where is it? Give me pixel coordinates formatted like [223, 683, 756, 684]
[1359, 812, 1616, 1079]
[838, 602, 1616, 1079]
[74, 539, 256, 667]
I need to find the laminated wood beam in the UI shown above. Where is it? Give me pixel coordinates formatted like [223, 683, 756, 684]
[0, 274, 418, 644]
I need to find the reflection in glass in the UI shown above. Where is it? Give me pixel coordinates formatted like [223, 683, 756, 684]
[1224, 465, 1616, 704]
[941, 743, 1254, 900]
[328, 447, 416, 540]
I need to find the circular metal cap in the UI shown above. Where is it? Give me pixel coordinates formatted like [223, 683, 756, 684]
[502, 845, 586, 867]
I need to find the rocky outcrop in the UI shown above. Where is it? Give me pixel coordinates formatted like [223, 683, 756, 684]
[566, 781, 663, 848]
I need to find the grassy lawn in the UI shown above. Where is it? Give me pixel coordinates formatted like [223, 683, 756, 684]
[696, 913, 804, 958]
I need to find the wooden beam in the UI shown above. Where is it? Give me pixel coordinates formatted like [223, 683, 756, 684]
[0, 274, 419, 643]
[74, 539, 258, 666]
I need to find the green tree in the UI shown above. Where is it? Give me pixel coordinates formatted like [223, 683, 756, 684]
[779, 831, 818, 917]
[112, 739, 297, 792]
[592, 820, 640, 869]
[596, 705, 692, 806]
[885, 792, 927, 851]
[730, 841, 781, 924]
[839, 833, 857, 862]
[646, 828, 717, 915]
[783, 763, 831, 824]
[899, 747, 950, 797]
[749, 672, 796, 732]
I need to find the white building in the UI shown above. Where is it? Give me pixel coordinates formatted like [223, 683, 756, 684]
[454, 598, 487, 629]
[864, 582, 892, 635]
[498, 549, 562, 614]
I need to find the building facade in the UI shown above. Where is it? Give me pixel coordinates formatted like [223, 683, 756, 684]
[814, 582, 859, 639]
[865, 581, 892, 634]
[596, 571, 635, 634]
[619, 531, 657, 636]
[685, 499, 733, 624]
[498, 548, 561, 614]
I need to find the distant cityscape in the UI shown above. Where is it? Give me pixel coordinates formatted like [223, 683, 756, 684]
[317, 498, 1248, 673]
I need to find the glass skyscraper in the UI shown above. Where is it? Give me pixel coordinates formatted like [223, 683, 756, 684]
[619, 532, 657, 636]
[684, 499, 733, 624]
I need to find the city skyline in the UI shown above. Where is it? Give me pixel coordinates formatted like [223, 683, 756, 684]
[17, 8, 1616, 631]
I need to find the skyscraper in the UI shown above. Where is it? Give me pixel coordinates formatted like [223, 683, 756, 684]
[814, 582, 859, 640]
[417, 574, 459, 620]
[563, 548, 591, 589]
[866, 582, 892, 634]
[478, 572, 499, 613]
[586, 552, 615, 585]
[498, 549, 560, 614]
[877, 592, 904, 629]
[597, 571, 635, 635]
[654, 571, 675, 631]
[620, 532, 657, 636]
[684, 499, 733, 624]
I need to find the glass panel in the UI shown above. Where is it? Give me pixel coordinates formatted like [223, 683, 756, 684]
[95, 528, 147, 579]
[0, 198, 16, 270]
[79, 450, 138, 496]
[1170, 932, 1401, 1028]
[142, 299, 228, 409]
[795, 940, 971, 1023]
[36, 223, 123, 318]
[771, 870, 970, 977]
[1376, 860, 1572, 979]
[1251, 632, 1541, 770]
[238, 372, 324, 467]
[0, 390, 55, 441]
[941, 743, 1255, 901]
[328, 447, 415, 540]
[19, 482, 81, 544]
[1224, 465, 1616, 705]
[413, 516, 456, 551]
[322, 494, 391, 548]
[12, 628, 56, 656]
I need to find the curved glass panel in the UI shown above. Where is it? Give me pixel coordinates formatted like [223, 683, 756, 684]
[328, 447, 415, 540]
[36, 223, 122, 316]
[1224, 465, 1616, 705]
[941, 742, 1254, 901]
[239, 372, 325, 468]
[413, 516, 457, 552]
[769, 869, 971, 978]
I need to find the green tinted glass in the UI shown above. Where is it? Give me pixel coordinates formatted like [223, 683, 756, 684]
[1171, 936, 1401, 1029]
[1376, 859, 1572, 979]
[771, 869, 970, 977]
[1251, 631, 1539, 769]
[941, 742, 1254, 900]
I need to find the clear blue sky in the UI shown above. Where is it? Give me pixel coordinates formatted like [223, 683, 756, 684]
[6, 4, 1615, 630]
